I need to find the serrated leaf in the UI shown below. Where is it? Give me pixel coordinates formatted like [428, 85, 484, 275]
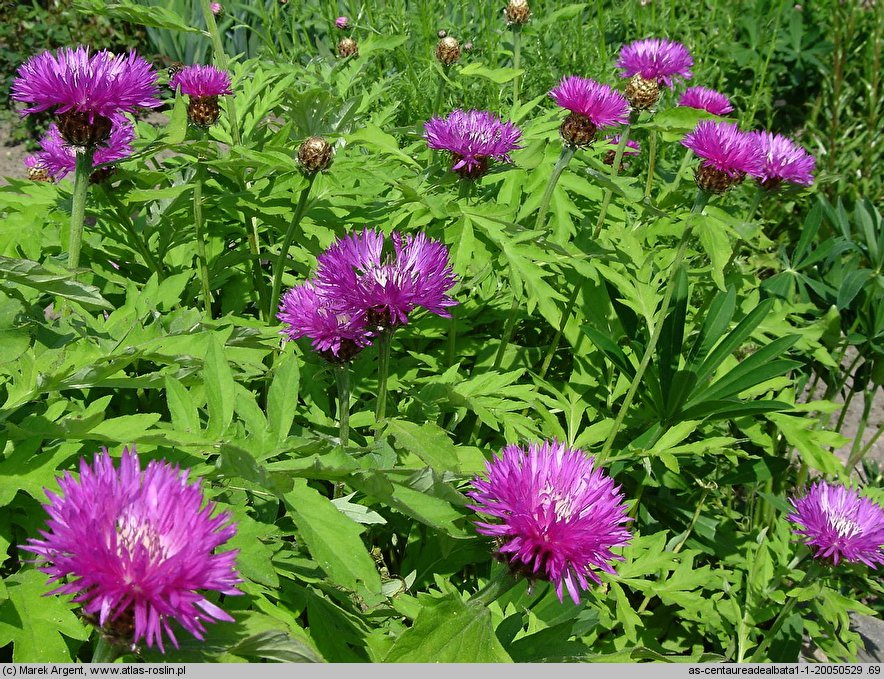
[204, 336, 236, 438]
[0, 255, 112, 309]
[386, 418, 460, 472]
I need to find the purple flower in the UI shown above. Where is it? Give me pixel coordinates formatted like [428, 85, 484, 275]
[169, 64, 233, 98]
[467, 441, 632, 604]
[617, 38, 694, 87]
[750, 130, 815, 189]
[335, 16, 350, 29]
[605, 135, 641, 155]
[211, 2, 222, 14]
[315, 228, 457, 328]
[678, 86, 734, 116]
[681, 120, 763, 193]
[549, 76, 631, 129]
[22, 447, 241, 652]
[11, 46, 161, 122]
[788, 482, 884, 568]
[33, 120, 135, 180]
[278, 281, 372, 361]
[424, 109, 522, 179]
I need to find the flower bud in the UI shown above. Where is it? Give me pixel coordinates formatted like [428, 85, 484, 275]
[211, 2, 223, 16]
[298, 136, 333, 174]
[437, 29, 448, 38]
[505, 0, 531, 25]
[624, 73, 660, 110]
[337, 37, 358, 58]
[435, 36, 461, 66]
[463, 41, 474, 52]
[335, 16, 349, 30]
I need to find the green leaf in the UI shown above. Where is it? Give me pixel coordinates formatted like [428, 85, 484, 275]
[89, 413, 162, 442]
[165, 376, 201, 434]
[73, 0, 203, 33]
[267, 351, 300, 444]
[0, 569, 89, 662]
[204, 336, 236, 438]
[0, 255, 112, 309]
[384, 593, 512, 662]
[386, 419, 460, 472]
[347, 125, 420, 168]
[767, 413, 846, 476]
[696, 224, 731, 291]
[282, 479, 382, 595]
[458, 62, 523, 84]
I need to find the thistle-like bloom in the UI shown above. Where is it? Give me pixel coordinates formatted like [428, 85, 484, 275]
[604, 135, 641, 155]
[278, 281, 371, 361]
[617, 38, 694, 87]
[549, 77, 630, 147]
[22, 447, 241, 652]
[335, 16, 349, 29]
[788, 482, 884, 568]
[467, 441, 632, 604]
[315, 228, 457, 328]
[210, 2, 222, 15]
[169, 64, 232, 128]
[678, 86, 734, 116]
[11, 46, 160, 146]
[681, 120, 763, 193]
[424, 109, 522, 179]
[169, 64, 233, 98]
[749, 130, 815, 189]
[33, 121, 135, 180]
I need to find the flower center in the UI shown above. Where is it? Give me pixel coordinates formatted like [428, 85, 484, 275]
[828, 513, 862, 539]
[115, 511, 168, 562]
[538, 483, 575, 522]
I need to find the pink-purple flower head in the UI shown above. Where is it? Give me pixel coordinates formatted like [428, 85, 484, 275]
[335, 16, 350, 29]
[681, 120, 763, 193]
[11, 46, 160, 147]
[549, 76, 631, 147]
[169, 64, 233, 98]
[278, 281, 372, 362]
[315, 228, 457, 330]
[605, 135, 641, 155]
[788, 482, 884, 568]
[617, 38, 694, 87]
[467, 440, 632, 604]
[22, 447, 242, 653]
[424, 109, 522, 179]
[678, 86, 734, 116]
[750, 130, 815, 190]
[33, 120, 135, 181]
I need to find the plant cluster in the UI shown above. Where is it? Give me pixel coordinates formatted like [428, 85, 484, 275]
[0, 0, 880, 665]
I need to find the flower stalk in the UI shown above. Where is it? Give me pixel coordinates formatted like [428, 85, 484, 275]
[597, 189, 710, 464]
[192, 161, 213, 317]
[644, 129, 658, 201]
[511, 25, 523, 109]
[270, 176, 315, 317]
[68, 147, 95, 272]
[91, 635, 122, 664]
[592, 126, 632, 240]
[334, 363, 351, 448]
[375, 328, 393, 432]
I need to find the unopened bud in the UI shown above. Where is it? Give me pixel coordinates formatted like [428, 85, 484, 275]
[298, 136, 333, 174]
[435, 36, 461, 66]
[437, 29, 448, 38]
[463, 41, 474, 52]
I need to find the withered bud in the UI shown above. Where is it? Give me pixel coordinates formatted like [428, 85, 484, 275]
[337, 37, 358, 58]
[435, 36, 461, 66]
[505, 0, 531, 24]
[298, 136, 333, 174]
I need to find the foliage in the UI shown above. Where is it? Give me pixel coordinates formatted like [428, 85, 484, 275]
[0, 0, 880, 666]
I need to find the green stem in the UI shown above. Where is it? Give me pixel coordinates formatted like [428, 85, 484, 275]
[334, 363, 350, 448]
[845, 388, 875, 470]
[92, 635, 122, 663]
[473, 569, 520, 606]
[849, 420, 883, 471]
[592, 125, 632, 240]
[659, 146, 693, 204]
[270, 177, 315, 316]
[104, 190, 163, 279]
[748, 561, 821, 662]
[68, 147, 95, 272]
[644, 129, 657, 201]
[199, 0, 241, 147]
[512, 25, 522, 109]
[597, 190, 709, 465]
[375, 328, 393, 432]
[432, 66, 448, 115]
[192, 162, 213, 317]
[534, 145, 575, 232]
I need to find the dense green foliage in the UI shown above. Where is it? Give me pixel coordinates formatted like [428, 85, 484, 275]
[0, 0, 880, 665]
